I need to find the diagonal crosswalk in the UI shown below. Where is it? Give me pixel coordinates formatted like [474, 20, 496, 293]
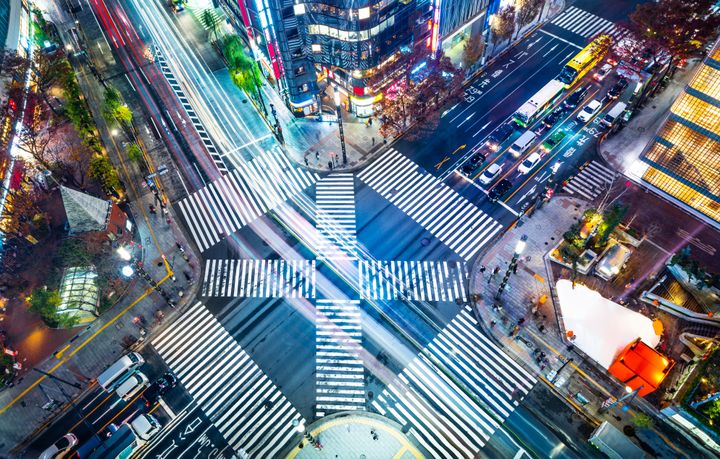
[359, 260, 468, 302]
[563, 160, 616, 201]
[315, 299, 366, 418]
[371, 306, 535, 458]
[177, 149, 319, 252]
[152, 301, 304, 458]
[315, 174, 358, 261]
[551, 6, 629, 41]
[201, 259, 316, 298]
[358, 149, 502, 261]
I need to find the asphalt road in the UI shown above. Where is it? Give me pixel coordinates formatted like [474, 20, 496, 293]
[27, 0, 648, 458]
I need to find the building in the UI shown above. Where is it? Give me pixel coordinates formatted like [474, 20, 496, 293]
[639, 40, 720, 225]
[60, 186, 130, 239]
[0, 0, 31, 58]
[438, 0, 488, 63]
[57, 266, 100, 325]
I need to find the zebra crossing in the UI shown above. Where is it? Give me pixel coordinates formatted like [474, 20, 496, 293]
[550, 6, 629, 41]
[563, 160, 616, 201]
[359, 260, 468, 302]
[177, 148, 319, 252]
[371, 306, 536, 458]
[358, 149, 502, 261]
[152, 301, 304, 458]
[201, 259, 316, 298]
[154, 47, 227, 173]
[315, 299, 366, 417]
[315, 174, 358, 261]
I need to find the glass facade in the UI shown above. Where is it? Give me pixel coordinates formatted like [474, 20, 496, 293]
[640, 40, 720, 223]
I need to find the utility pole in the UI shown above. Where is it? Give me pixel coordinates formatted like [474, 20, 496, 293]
[494, 235, 528, 302]
[333, 90, 348, 166]
[599, 385, 644, 413]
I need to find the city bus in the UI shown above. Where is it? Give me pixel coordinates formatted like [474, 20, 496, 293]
[557, 35, 612, 88]
[513, 79, 566, 127]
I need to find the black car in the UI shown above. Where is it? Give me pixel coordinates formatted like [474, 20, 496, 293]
[486, 124, 515, 151]
[607, 78, 628, 100]
[564, 85, 589, 108]
[461, 152, 486, 176]
[543, 107, 566, 128]
[142, 372, 178, 407]
[488, 179, 513, 201]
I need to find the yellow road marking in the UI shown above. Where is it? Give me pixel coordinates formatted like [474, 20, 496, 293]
[533, 273, 545, 283]
[451, 144, 467, 155]
[435, 156, 450, 170]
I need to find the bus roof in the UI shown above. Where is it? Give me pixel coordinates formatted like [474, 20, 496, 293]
[567, 35, 612, 71]
[516, 80, 565, 117]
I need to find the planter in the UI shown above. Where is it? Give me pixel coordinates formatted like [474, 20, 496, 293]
[616, 227, 643, 248]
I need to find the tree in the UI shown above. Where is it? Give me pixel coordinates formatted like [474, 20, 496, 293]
[126, 143, 143, 165]
[463, 34, 485, 68]
[372, 47, 463, 140]
[628, 0, 720, 67]
[28, 286, 77, 328]
[0, 186, 48, 243]
[102, 86, 134, 139]
[491, 6, 516, 46]
[200, 9, 221, 45]
[516, 0, 545, 33]
[631, 413, 655, 429]
[89, 155, 120, 193]
[223, 35, 246, 68]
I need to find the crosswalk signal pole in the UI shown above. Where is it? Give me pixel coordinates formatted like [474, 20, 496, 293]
[495, 235, 527, 301]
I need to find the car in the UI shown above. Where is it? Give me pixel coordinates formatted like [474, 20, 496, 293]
[461, 152, 486, 176]
[564, 85, 590, 108]
[170, 0, 185, 12]
[607, 78, 629, 100]
[486, 124, 515, 151]
[518, 152, 542, 174]
[488, 179, 513, 201]
[577, 99, 602, 123]
[115, 371, 149, 401]
[142, 372, 177, 407]
[594, 63, 613, 81]
[542, 107, 566, 128]
[478, 163, 503, 185]
[40, 433, 78, 459]
[541, 130, 568, 152]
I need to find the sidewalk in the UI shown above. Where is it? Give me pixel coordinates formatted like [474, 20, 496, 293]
[468, 195, 710, 458]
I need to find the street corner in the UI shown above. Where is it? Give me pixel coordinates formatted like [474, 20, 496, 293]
[284, 411, 426, 459]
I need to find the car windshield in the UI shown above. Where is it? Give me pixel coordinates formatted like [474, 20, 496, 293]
[522, 159, 533, 167]
[56, 437, 70, 449]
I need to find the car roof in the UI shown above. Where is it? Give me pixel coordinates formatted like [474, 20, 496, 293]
[526, 152, 541, 161]
[587, 99, 602, 107]
[486, 163, 501, 173]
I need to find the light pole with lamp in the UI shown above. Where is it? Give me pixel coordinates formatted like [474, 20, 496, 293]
[494, 235, 528, 305]
[117, 245, 176, 306]
[599, 384, 644, 413]
[333, 90, 348, 166]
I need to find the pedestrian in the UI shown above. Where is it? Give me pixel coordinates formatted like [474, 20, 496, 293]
[383, 138, 387, 144]
[316, 132, 320, 141]
[490, 320, 496, 327]
[372, 137, 375, 145]
[480, 265, 486, 274]
[304, 156, 309, 166]
[493, 266, 500, 275]
[328, 161, 333, 170]
[539, 325, 545, 333]
[315, 151, 320, 160]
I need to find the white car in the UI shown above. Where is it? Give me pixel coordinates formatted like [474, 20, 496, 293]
[594, 63, 613, 81]
[40, 433, 78, 459]
[577, 99, 602, 123]
[478, 163, 503, 185]
[130, 413, 162, 442]
[115, 371, 149, 401]
[518, 152, 542, 175]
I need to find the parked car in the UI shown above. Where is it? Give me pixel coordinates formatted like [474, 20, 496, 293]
[142, 372, 177, 407]
[542, 107, 566, 128]
[518, 152, 542, 175]
[478, 163, 503, 185]
[486, 124, 515, 151]
[115, 371, 149, 401]
[461, 152, 486, 176]
[564, 85, 590, 108]
[488, 179, 513, 201]
[577, 99, 603, 123]
[594, 63, 613, 81]
[607, 78, 629, 100]
[40, 433, 78, 459]
[541, 130, 568, 152]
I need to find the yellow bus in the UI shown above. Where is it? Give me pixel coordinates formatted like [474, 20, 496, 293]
[557, 35, 612, 88]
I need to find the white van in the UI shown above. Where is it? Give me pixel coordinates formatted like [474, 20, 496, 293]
[97, 352, 144, 391]
[595, 242, 632, 281]
[130, 414, 161, 442]
[601, 102, 627, 128]
[115, 371, 149, 401]
[509, 131, 537, 158]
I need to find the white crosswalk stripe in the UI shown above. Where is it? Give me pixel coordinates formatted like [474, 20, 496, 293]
[201, 259, 316, 298]
[177, 149, 319, 252]
[551, 6, 629, 41]
[371, 306, 535, 458]
[152, 301, 303, 458]
[358, 149, 502, 260]
[315, 299, 365, 417]
[359, 260, 468, 302]
[563, 160, 616, 201]
[315, 174, 357, 261]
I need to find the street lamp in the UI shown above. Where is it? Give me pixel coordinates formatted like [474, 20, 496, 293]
[121, 265, 134, 277]
[116, 246, 132, 261]
[494, 235, 528, 303]
[333, 89, 348, 166]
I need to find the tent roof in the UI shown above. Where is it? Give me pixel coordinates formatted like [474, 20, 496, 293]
[60, 186, 110, 234]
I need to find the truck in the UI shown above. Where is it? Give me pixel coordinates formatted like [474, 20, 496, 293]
[88, 425, 139, 459]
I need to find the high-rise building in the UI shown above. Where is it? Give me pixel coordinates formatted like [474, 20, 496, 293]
[639, 41, 720, 225]
[438, 0, 488, 52]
